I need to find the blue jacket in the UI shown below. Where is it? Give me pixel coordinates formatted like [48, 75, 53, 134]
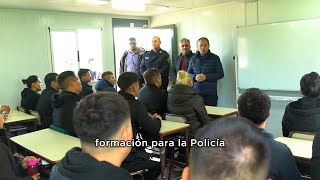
[79, 81, 93, 98]
[187, 50, 224, 95]
[95, 79, 116, 92]
[170, 51, 195, 84]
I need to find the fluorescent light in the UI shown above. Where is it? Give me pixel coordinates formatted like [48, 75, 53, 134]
[92, 0, 110, 5]
[112, 0, 145, 11]
[156, 5, 169, 10]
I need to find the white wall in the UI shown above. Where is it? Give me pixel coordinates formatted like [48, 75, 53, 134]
[0, 8, 148, 108]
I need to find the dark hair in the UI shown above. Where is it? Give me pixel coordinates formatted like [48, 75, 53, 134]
[189, 117, 269, 180]
[44, 73, 58, 88]
[143, 68, 160, 84]
[73, 92, 130, 144]
[300, 72, 320, 98]
[57, 71, 77, 90]
[118, 72, 138, 91]
[22, 75, 39, 89]
[238, 88, 271, 124]
[197, 37, 210, 46]
[78, 69, 90, 80]
[128, 37, 136, 42]
[102, 71, 113, 79]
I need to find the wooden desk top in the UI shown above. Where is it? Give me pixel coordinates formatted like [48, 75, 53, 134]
[275, 137, 312, 160]
[160, 121, 190, 135]
[10, 129, 80, 163]
[4, 110, 37, 124]
[205, 106, 238, 117]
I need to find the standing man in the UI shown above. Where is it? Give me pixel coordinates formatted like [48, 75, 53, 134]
[120, 37, 144, 87]
[187, 37, 224, 106]
[171, 38, 195, 84]
[140, 36, 170, 91]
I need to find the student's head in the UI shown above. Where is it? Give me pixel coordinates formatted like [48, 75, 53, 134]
[182, 117, 269, 180]
[118, 72, 139, 96]
[143, 68, 161, 88]
[22, 75, 42, 92]
[78, 68, 91, 83]
[238, 88, 271, 126]
[300, 72, 320, 98]
[57, 71, 82, 95]
[44, 73, 59, 90]
[176, 70, 192, 87]
[128, 37, 137, 51]
[197, 37, 210, 56]
[73, 92, 132, 163]
[152, 36, 161, 51]
[180, 38, 191, 55]
[102, 71, 116, 86]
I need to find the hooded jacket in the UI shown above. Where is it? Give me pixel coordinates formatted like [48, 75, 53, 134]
[49, 147, 132, 180]
[21, 88, 40, 113]
[36, 87, 59, 128]
[282, 96, 320, 137]
[95, 79, 116, 92]
[167, 84, 209, 137]
[52, 90, 81, 137]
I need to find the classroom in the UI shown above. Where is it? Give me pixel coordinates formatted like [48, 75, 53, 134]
[1, 0, 320, 179]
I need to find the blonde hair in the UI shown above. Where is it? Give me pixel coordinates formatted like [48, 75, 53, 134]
[176, 70, 192, 86]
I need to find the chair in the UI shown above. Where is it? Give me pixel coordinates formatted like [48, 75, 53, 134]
[130, 169, 147, 180]
[29, 110, 41, 127]
[7, 107, 28, 136]
[289, 131, 315, 141]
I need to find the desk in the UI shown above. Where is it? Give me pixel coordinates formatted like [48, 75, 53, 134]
[205, 106, 238, 118]
[4, 109, 37, 132]
[10, 129, 80, 163]
[275, 137, 312, 161]
[159, 121, 190, 180]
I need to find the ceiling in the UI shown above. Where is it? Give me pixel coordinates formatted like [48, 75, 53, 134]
[0, 0, 249, 16]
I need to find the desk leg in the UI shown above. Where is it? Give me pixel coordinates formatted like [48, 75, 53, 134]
[160, 134, 166, 180]
[185, 128, 190, 164]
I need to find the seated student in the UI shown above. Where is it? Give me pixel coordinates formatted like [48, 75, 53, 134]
[36, 73, 59, 128]
[117, 72, 161, 180]
[312, 131, 320, 179]
[238, 88, 301, 180]
[21, 75, 42, 113]
[0, 111, 40, 180]
[167, 70, 209, 137]
[95, 71, 116, 92]
[282, 72, 320, 137]
[138, 68, 167, 117]
[182, 117, 270, 180]
[50, 92, 133, 180]
[78, 68, 93, 98]
[51, 71, 82, 137]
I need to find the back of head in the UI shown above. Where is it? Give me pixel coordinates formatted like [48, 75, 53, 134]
[73, 92, 130, 144]
[22, 75, 39, 89]
[189, 117, 269, 180]
[102, 71, 113, 80]
[300, 72, 320, 98]
[57, 71, 76, 90]
[176, 70, 192, 86]
[118, 72, 138, 92]
[238, 88, 271, 124]
[143, 68, 160, 85]
[78, 68, 90, 80]
[44, 73, 58, 88]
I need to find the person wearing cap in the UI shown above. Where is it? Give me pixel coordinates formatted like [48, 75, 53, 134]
[118, 72, 161, 180]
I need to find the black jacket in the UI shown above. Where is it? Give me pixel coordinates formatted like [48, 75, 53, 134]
[36, 87, 59, 128]
[312, 131, 320, 179]
[140, 49, 170, 91]
[167, 84, 209, 137]
[0, 129, 33, 180]
[118, 90, 161, 142]
[79, 81, 93, 99]
[119, 49, 143, 78]
[49, 147, 132, 180]
[52, 90, 81, 137]
[282, 97, 320, 137]
[138, 84, 167, 117]
[170, 51, 195, 84]
[21, 88, 40, 113]
[261, 129, 301, 180]
[95, 79, 116, 92]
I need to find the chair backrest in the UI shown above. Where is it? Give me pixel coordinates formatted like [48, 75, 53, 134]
[289, 131, 315, 141]
[165, 113, 187, 123]
[29, 110, 41, 126]
[17, 106, 26, 113]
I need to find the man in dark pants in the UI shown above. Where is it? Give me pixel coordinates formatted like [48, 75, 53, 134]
[140, 36, 170, 91]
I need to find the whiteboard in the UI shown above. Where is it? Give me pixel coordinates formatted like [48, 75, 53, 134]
[237, 19, 320, 91]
